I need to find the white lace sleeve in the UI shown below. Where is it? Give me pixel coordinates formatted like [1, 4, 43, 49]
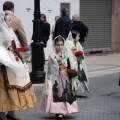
[61, 51, 69, 67]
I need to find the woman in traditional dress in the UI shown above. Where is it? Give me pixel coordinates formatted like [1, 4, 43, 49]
[4, 13, 21, 48]
[41, 35, 78, 120]
[0, 12, 37, 120]
[65, 30, 89, 94]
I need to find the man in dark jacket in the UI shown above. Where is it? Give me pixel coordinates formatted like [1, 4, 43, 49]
[72, 14, 88, 46]
[53, 8, 72, 39]
[72, 21, 88, 47]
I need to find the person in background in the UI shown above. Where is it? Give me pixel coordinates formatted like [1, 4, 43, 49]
[40, 13, 50, 47]
[72, 14, 88, 47]
[65, 30, 89, 95]
[3, 1, 28, 48]
[53, 8, 72, 39]
[51, 16, 60, 40]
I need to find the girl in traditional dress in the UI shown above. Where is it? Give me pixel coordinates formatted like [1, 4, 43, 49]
[41, 35, 78, 120]
[0, 12, 37, 120]
[65, 30, 89, 94]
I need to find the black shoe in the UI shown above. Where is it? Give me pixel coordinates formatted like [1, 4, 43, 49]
[56, 114, 63, 120]
[0, 117, 2, 120]
[6, 114, 20, 120]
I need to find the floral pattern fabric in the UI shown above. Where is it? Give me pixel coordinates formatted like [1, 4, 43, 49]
[0, 65, 38, 112]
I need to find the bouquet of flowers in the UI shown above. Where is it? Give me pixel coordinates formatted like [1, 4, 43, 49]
[17, 47, 28, 52]
[67, 69, 78, 79]
[75, 51, 84, 61]
[67, 69, 78, 94]
[17, 47, 31, 63]
[17, 47, 32, 72]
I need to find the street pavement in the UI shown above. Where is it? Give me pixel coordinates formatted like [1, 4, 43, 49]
[16, 53, 120, 120]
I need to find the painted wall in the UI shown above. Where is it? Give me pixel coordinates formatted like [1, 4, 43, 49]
[0, 0, 79, 59]
[111, 0, 120, 53]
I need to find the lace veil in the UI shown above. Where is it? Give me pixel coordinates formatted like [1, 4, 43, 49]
[0, 12, 27, 79]
[0, 12, 13, 48]
[52, 35, 73, 67]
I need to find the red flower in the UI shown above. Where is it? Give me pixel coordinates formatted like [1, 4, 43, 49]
[75, 50, 84, 60]
[17, 47, 28, 52]
[68, 69, 78, 78]
[75, 51, 83, 57]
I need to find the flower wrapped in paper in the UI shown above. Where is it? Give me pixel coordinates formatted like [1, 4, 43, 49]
[17, 47, 32, 72]
[67, 69, 79, 94]
[17, 46, 28, 52]
[17, 47, 31, 62]
[67, 69, 78, 78]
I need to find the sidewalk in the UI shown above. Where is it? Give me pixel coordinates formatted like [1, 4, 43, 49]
[86, 53, 120, 78]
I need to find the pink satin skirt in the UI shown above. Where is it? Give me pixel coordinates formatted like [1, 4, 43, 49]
[41, 88, 78, 114]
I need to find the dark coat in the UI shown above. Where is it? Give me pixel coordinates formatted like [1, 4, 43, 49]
[41, 22, 50, 47]
[53, 15, 72, 39]
[72, 21, 88, 42]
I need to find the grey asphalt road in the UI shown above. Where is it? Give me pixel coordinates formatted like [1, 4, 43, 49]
[16, 73, 120, 120]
